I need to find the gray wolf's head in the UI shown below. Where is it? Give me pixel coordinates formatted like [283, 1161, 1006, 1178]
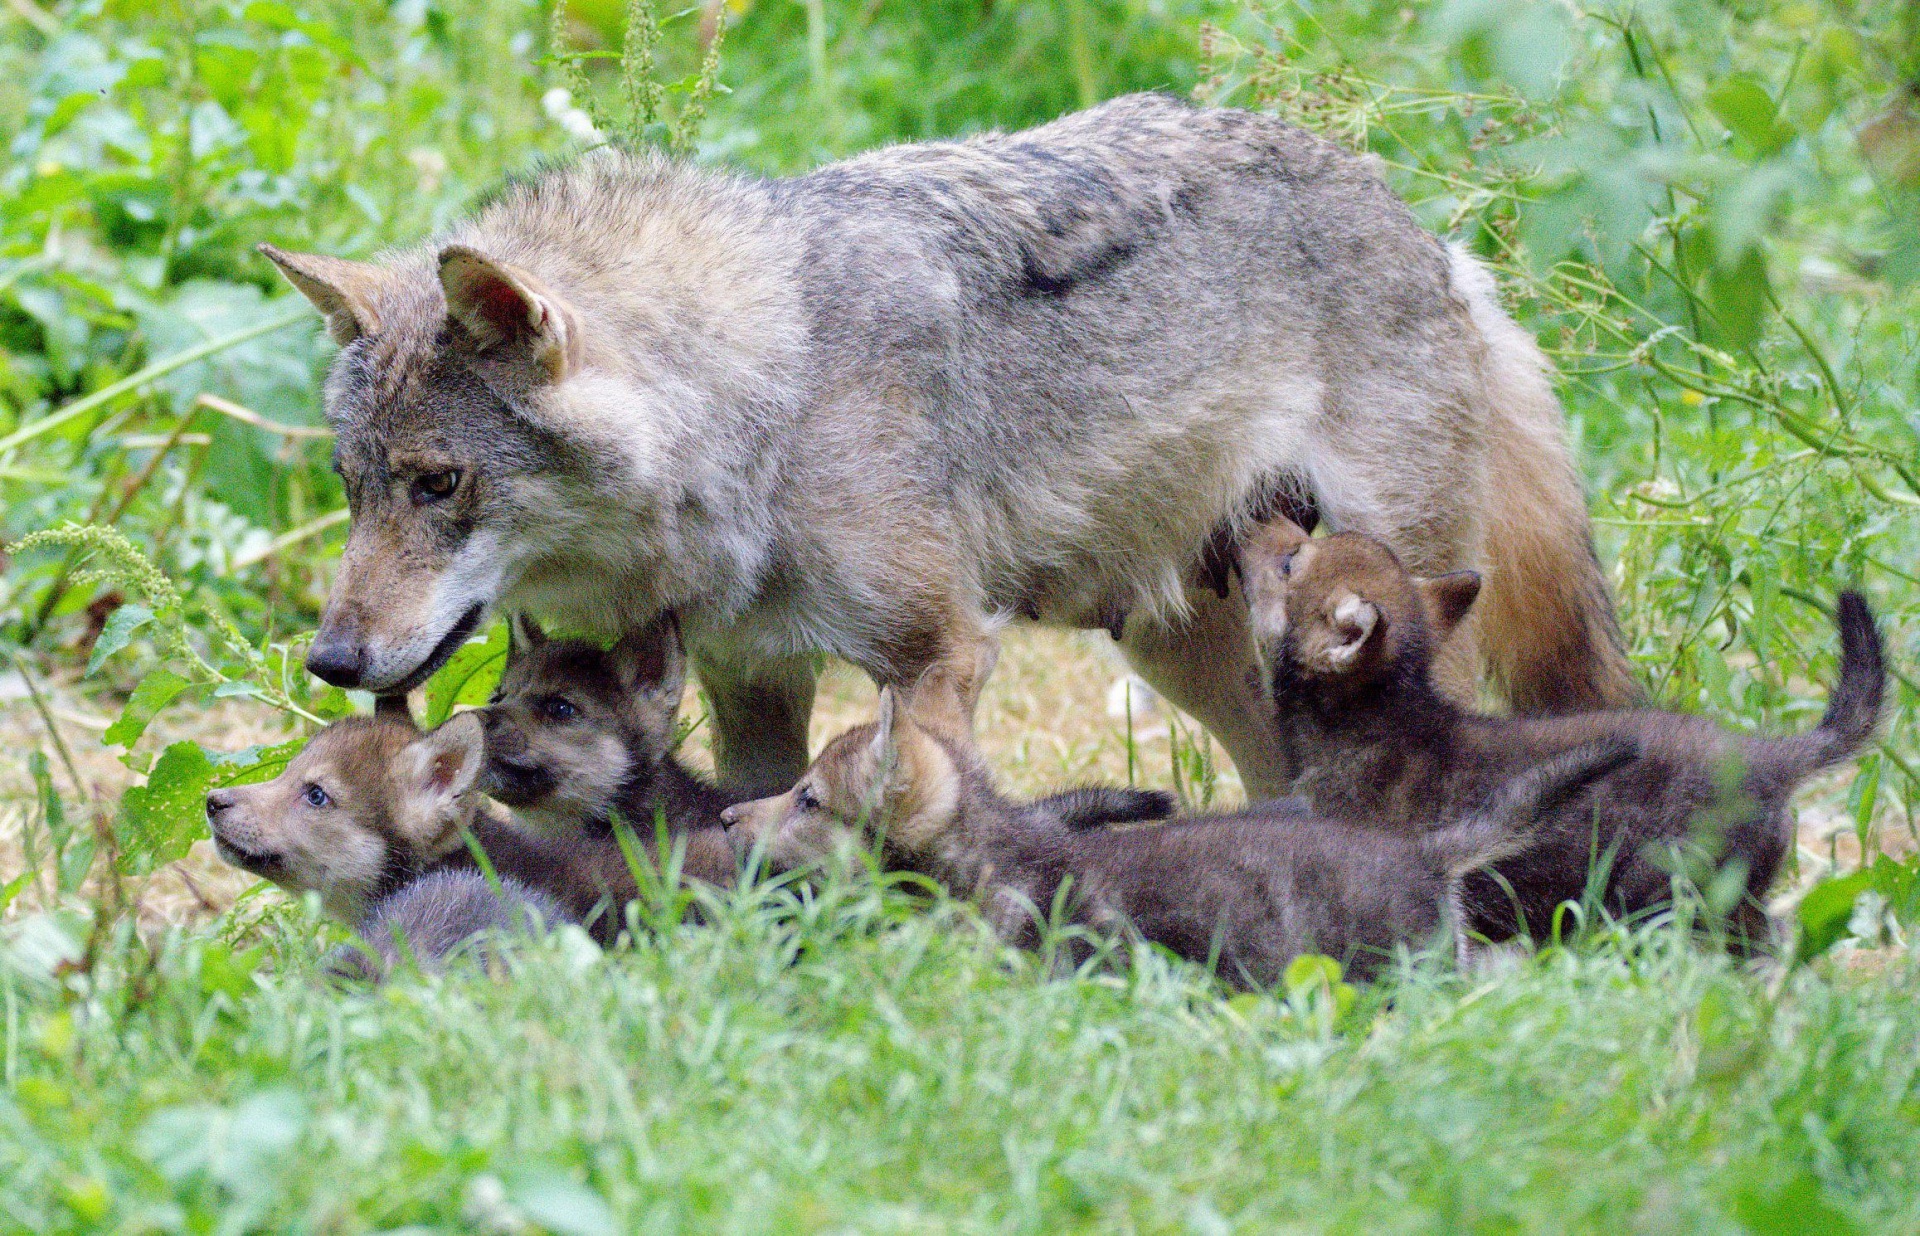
[478, 613, 687, 831]
[263, 243, 590, 693]
[203, 709, 488, 922]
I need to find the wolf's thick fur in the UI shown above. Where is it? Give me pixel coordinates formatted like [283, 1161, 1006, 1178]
[722, 689, 1634, 982]
[1240, 517, 1885, 945]
[266, 93, 1635, 797]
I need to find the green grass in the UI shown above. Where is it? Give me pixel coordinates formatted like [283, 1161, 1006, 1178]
[5, 883, 1919, 1233]
[4, 0, 1920, 1229]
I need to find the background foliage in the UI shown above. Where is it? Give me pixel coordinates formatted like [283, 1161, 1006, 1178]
[2, 0, 1918, 1229]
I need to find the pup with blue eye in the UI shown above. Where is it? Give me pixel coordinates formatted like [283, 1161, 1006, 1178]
[204, 703, 577, 977]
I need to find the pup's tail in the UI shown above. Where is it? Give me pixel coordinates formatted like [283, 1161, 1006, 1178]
[1043, 787, 1177, 831]
[1752, 591, 1885, 794]
[1448, 246, 1642, 715]
[1423, 738, 1640, 878]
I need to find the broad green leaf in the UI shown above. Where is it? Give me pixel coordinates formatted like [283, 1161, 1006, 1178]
[1707, 75, 1793, 156]
[86, 603, 154, 675]
[1704, 246, 1770, 352]
[104, 669, 195, 747]
[423, 620, 510, 728]
[211, 737, 307, 788]
[508, 1171, 619, 1236]
[58, 832, 96, 895]
[117, 740, 215, 872]
[1796, 868, 1873, 959]
[1283, 953, 1343, 996]
[1732, 1169, 1858, 1236]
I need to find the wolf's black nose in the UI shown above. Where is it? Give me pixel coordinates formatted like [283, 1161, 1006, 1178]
[306, 636, 365, 687]
[205, 788, 235, 820]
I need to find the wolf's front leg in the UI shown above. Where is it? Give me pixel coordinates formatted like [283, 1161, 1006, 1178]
[692, 650, 819, 797]
[1119, 578, 1297, 802]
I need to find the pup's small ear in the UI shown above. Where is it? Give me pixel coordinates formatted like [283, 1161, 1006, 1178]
[1323, 592, 1383, 670]
[259, 244, 389, 346]
[438, 245, 582, 383]
[610, 612, 687, 709]
[508, 613, 547, 658]
[1417, 571, 1482, 638]
[397, 712, 486, 845]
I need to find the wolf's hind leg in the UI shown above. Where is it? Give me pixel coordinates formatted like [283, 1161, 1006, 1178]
[693, 650, 819, 797]
[1120, 578, 1296, 802]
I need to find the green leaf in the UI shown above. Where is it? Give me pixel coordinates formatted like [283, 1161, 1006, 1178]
[423, 620, 510, 728]
[1704, 246, 1770, 352]
[117, 740, 215, 873]
[29, 750, 68, 851]
[211, 737, 307, 788]
[508, 1171, 619, 1236]
[1796, 868, 1873, 959]
[1732, 1169, 1858, 1236]
[104, 669, 196, 747]
[86, 603, 154, 676]
[1706, 75, 1793, 157]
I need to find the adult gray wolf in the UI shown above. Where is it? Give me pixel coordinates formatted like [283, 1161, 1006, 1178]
[263, 92, 1637, 799]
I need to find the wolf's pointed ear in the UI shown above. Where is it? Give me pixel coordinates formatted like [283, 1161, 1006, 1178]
[610, 613, 687, 709]
[1417, 571, 1482, 638]
[259, 244, 389, 346]
[1323, 592, 1383, 670]
[438, 245, 582, 383]
[396, 712, 486, 848]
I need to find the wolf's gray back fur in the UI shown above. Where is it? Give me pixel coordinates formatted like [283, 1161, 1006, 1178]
[281, 93, 1632, 795]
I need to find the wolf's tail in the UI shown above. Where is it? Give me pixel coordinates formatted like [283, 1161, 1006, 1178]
[1423, 738, 1640, 878]
[1043, 786, 1177, 831]
[1750, 591, 1885, 795]
[1447, 246, 1642, 715]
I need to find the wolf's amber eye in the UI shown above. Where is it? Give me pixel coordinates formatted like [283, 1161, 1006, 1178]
[1279, 551, 1296, 578]
[538, 696, 576, 722]
[794, 784, 820, 813]
[411, 470, 460, 505]
[303, 783, 332, 808]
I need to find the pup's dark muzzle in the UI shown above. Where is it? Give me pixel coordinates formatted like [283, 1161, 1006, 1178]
[483, 756, 556, 806]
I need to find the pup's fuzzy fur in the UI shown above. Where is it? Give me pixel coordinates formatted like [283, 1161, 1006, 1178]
[479, 612, 743, 890]
[1240, 517, 1886, 944]
[263, 92, 1634, 801]
[203, 707, 697, 959]
[204, 710, 582, 973]
[722, 690, 1635, 983]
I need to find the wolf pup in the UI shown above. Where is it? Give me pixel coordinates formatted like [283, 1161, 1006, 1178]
[480, 612, 745, 890]
[205, 709, 570, 976]
[1241, 517, 1885, 945]
[480, 611, 1170, 876]
[263, 92, 1636, 806]
[721, 689, 1635, 983]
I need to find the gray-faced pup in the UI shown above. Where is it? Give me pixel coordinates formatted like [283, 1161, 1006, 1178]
[721, 689, 1635, 983]
[480, 612, 744, 890]
[264, 92, 1636, 809]
[1241, 517, 1886, 946]
[204, 710, 572, 975]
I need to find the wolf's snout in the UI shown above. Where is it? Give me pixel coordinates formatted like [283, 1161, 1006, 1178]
[205, 787, 236, 821]
[306, 634, 367, 688]
[719, 804, 742, 828]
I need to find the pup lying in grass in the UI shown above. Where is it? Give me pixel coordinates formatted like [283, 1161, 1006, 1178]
[721, 688, 1634, 983]
[205, 707, 573, 976]
[480, 614, 744, 890]
[1240, 516, 1885, 946]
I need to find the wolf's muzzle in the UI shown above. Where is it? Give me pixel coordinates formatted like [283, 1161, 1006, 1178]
[306, 634, 366, 688]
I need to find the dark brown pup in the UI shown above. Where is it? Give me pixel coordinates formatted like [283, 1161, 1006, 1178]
[1241, 517, 1885, 945]
[721, 689, 1634, 983]
[479, 613, 747, 893]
